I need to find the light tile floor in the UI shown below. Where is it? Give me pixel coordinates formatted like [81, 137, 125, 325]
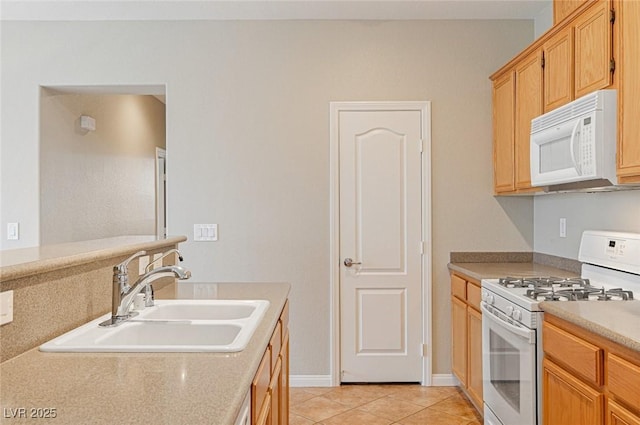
[290, 385, 482, 425]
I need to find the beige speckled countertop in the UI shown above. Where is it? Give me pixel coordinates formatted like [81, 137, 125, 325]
[540, 301, 640, 352]
[448, 262, 579, 282]
[0, 235, 188, 282]
[0, 282, 290, 425]
[449, 262, 640, 354]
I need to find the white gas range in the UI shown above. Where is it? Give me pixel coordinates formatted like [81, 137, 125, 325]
[480, 231, 640, 425]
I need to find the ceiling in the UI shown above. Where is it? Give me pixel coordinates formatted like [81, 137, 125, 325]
[1, 0, 551, 21]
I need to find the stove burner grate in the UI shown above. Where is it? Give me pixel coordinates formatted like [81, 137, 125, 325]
[499, 276, 591, 289]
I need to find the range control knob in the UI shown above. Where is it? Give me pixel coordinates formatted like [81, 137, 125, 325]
[486, 294, 495, 305]
[512, 310, 522, 321]
[505, 306, 514, 317]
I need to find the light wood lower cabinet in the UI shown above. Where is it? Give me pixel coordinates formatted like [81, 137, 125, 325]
[450, 272, 483, 413]
[252, 300, 289, 425]
[543, 357, 604, 425]
[543, 314, 640, 425]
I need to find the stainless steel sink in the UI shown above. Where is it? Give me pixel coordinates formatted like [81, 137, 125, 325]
[39, 299, 270, 353]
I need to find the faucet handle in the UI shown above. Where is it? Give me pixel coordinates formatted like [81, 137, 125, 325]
[145, 248, 183, 273]
[115, 250, 147, 275]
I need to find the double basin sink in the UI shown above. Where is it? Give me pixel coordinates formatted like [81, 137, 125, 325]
[40, 299, 270, 353]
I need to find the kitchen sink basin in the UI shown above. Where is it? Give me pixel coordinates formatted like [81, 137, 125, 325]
[141, 300, 263, 321]
[39, 299, 270, 353]
[98, 322, 242, 346]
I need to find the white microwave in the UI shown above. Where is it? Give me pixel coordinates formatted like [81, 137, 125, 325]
[530, 90, 617, 188]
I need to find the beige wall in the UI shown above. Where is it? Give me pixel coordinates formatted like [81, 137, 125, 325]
[40, 92, 166, 245]
[1, 20, 534, 376]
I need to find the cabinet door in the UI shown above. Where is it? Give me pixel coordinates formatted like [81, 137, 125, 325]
[608, 400, 640, 425]
[544, 26, 574, 112]
[493, 71, 515, 193]
[452, 296, 468, 385]
[555, 0, 589, 24]
[467, 307, 483, 408]
[574, 0, 613, 98]
[270, 357, 282, 425]
[280, 330, 290, 425]
[543, 358, 604, 425]
[515, 50, 543, 190]
[253, 347, 272, 425]
[617, 0, 640, 182]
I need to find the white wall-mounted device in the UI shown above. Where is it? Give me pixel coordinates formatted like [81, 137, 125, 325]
[80, 115, 96, 131]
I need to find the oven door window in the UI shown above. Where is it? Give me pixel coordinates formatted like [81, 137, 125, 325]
[482, 306, 537, 425]
[489, 328, 522, 411]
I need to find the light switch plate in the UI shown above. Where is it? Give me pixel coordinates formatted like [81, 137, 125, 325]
[7, 223, 19, 240]
[194, 224, 218, 241]
[0, 290, 14, 325]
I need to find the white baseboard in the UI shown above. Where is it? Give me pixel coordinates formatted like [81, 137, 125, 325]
[430, 374, 459, 387]
[290, 375, 334, 387]
[290, 374, 457, 388]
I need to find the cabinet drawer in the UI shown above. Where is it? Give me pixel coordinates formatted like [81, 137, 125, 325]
[270, 321, 282, 373]
[451, 274, 466, 300]
[467, 282, 482, 310]
[608, 353, 640, 410]
[252, 346, 272, 424]
[543, 321, 603, 386]
[280, 299, 289, 332]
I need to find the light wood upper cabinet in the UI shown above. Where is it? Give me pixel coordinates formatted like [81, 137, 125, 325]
[616, 0, 640, 183]
[544, 0, 613, 111]
[574, 0, 614, 98]
[490, 0, 632, 193]
[515, 50, 543, 189]
[555, 0, 589, 24]
[543, 27, 574, 112]
[493, 72, 515, 194]
[608, 400, 640, 425]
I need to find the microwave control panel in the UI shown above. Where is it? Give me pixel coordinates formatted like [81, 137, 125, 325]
[579, 116, 595, 175]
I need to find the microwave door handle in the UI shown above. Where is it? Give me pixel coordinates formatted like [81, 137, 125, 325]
[569, 119, 582, 175]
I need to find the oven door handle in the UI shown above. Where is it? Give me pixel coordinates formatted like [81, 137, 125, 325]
[481, 303, 535, 344]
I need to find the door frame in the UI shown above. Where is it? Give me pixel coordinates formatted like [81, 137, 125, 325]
[155, 147, 167, 238]
[329, 101, 433, 386]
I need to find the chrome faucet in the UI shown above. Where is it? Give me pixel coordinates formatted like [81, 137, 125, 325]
[99, 250, 191, 327]
[143, 249, 184, 307]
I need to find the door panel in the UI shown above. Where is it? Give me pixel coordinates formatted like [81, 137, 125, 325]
[339, 109, 423, 382]
[357, 288, 406, 354]
[356, 129, 405, 272]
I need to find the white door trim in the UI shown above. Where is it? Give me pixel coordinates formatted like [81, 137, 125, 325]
[155, 147, 167, 239]
[329, 101, 432, 386]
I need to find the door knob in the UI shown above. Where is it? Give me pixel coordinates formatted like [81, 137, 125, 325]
[343, 258, 362, 267]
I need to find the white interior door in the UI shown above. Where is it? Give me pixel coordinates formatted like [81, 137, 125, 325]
[338, 107, 424, 383]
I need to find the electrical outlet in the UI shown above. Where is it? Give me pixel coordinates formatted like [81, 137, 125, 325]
[0, 291, 14, 325]
[559, 218, 567, 238]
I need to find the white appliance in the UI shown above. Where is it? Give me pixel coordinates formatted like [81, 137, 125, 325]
[530, 90, 617, 189]
[481, 230, 640, 425]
